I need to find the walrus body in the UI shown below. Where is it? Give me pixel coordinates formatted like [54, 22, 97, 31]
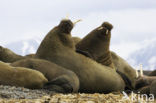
[11, 58, 79, 92]
[0, 46, 35, 63]
[35, 19, 125, 93]
[150, 80, 156, 97]
[0, 61, 47, 89]
[111, 51, 136, 89]
[72, 37, 82, 45]
[135, 76, 156, 97]
[76, 22, 114, 68]
[148, 70, 156, 76]
[74, 24, 136, 90]
[0, 46, 24, 63]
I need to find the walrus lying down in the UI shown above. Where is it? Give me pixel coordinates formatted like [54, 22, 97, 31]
[0, 46, 24, 63]
[135, 75, 156, 97]
[11, 58, 79, 93]
[0, 61, 47, 89]
[35, 19, 125, 93]
[0, 46, 35, 63]
[73, 24, 137, 90]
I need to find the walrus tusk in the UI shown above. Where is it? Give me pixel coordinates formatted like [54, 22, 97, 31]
[97, 27, 109, 35]
[97, 27, 103, 30]
[73, 19, 82, 25]
[140, 64, 143, 77]
[65, 14, 69, 20]
[106, 29, 109, 35]
[135, 67, 139, 78]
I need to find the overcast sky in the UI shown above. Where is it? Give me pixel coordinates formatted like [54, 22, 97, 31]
[0, 0, 156, 59]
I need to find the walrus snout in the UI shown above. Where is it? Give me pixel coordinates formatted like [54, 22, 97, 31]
[102, 22, 113, 31]
[97, 27, 109, 35]
[58, 19, 74, 34]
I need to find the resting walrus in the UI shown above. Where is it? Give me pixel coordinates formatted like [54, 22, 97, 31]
[76, 22, 114, 68]
[135, 75, 156, 97]
[0, 61, 47, 89]
[148, 70, 156, 76]
[11, 58, 79, 93]
[73, 26, 136, 90]
[35, 19, 125, 93]
[0, 46, 35, 63]
[0, 46, 24, 63]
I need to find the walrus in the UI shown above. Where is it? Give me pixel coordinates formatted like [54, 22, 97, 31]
[73, 25, 136, 90]
[11, 58, 79, 93]
[76, 22, 114, 68]
[111, 51, 137, 90]
[35, 19, 126, 93]
[72, 37, 82, 45]
[0, 61, 47, 89]
[135, 75, 156, 97]
[148, 70, 156, 76]
[143, 70, 152, 76]
[150, 80, 156, 97]
[0, 46, 24, 63]
[0, 46, 35, 63]
[135, 76, 156, 89]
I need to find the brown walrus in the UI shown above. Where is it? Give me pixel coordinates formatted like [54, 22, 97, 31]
[0, 46, 35, 63]
[148, 70, 156, 76]
[0, 46, 24, 63]
[73, 26, 136, 90]
[11, 58, 79, 93]
[135, 75, 156, 97]
[111, 51, 137, 90]
[76, 22, 114, 68]
[72, 37, 82, 45]
[0, 61, 47, 89]
[150, 80, 156, 97]
[35, 19, 125, 93]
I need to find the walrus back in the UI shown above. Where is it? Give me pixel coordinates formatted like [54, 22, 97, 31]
[0, 61, 48, 89]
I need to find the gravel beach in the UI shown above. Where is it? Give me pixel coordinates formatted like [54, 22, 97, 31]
[0, 85, 153, 103]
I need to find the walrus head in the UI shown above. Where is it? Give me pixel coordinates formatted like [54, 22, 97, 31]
[101, 22, 113, 31]
[58, 19, 74, 34]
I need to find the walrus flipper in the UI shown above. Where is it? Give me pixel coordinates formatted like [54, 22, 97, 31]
[44, 76, 73, 93]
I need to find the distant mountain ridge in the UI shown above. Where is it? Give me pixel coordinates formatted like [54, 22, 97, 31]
[5, 39, 40, 56]
[127, 39, 156, 70]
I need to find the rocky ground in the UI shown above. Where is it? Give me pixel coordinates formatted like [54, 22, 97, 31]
[0, 85, 154, 103]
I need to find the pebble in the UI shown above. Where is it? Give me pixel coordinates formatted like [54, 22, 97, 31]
[0, 85, 54, 99]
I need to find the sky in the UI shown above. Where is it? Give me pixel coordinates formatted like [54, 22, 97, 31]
[0, 0, 156, 59]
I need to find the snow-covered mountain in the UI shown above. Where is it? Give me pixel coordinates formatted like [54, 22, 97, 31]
[5, 38, 41, 56]
[127, 39, 156, 70]
[4, 38, 156, 70]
